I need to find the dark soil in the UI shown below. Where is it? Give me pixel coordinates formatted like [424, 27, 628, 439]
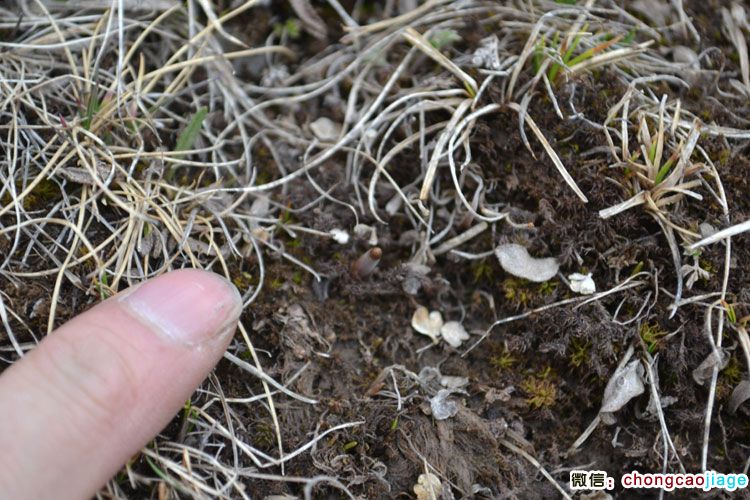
[2, 1, 750, 498]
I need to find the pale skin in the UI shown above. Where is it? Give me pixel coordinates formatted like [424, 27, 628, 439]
[0, 269, 243, 500]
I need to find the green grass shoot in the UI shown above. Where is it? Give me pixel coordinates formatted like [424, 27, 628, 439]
[175, 107, 208, 155]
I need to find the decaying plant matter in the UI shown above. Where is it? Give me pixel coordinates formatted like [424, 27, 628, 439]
[1, 0, 750, 497]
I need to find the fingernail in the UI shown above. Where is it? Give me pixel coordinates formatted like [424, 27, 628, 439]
[119, 269, 242, 346]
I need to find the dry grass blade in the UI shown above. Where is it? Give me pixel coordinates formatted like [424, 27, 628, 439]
[722, 4, 750, 95]
[507, 102, 588, 203]
[2, 0, 750, 497]
[568, 41, 654, 76]
[499, 438, 572, 500]
[689, 219, 750, 249]
[419, 98, 472, 210]
[402, 27, 478, 96]
[342, 0, 451, 38]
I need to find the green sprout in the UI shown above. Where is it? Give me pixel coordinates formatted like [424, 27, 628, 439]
[534, 25, 630, 84]
[81, 91, 102, 131]
[274, 18, 301, 39]
[97, 272, 112, 300]
[640, 323, 666, 354]
[144, 454, 170, 482]
[723, 301, 737, 324]
[175, 107, 208, 154]
[630, 261, 645, 276]
[653, 151, 678, 185]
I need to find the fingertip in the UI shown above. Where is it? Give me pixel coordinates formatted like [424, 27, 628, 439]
[118, 269, 242, 347]
[0, 269, 244, 500]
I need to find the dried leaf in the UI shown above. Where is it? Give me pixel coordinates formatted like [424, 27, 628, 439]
[729, 380, 750, 414]
[413, 472, 443, 500]
[672, 46, 700, 68]
[692, 349, 728, 385]
[137, 231, 155, 256]
[57, 164, 115, 185]
[249, 196, 270, 232]
[440, 321, 469, 348]
[385, 194, 403, 215]
[699, 222, 718, 239]
[278, 304, 327, 360]
[329, 228, 349, 244]
[430, 389, 458, 420]
[568, 272, 596, 295]
[600, 360, 645, 424]
[310, 117, 340, 141]
[495, 243, 559, 282]
[412, 307, 443, 343]
[402, 262, 430, 296]
[630, 0, 673, 27]
[471, 35, 501, 69]
[418, 366, 442, 389]
[440, 375, 469, 389]
[250, 195, 270, 218]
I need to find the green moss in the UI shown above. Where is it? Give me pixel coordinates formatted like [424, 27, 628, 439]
[471, 260, 494, 283]
[255, 171, 271, 185]
[17, 179, 61, 210]
[253, 423, 276, 450]
[268, 277, 284, 290]
[490, 348, 516, 371]
[569, 338, 590, 368]
[718, 148, 732, 166]
[521, 370, 558, 409]
[232, 271, 256, 290]
[292, 270, 304, 285]
[503, 278, 531, 307]
[286, 238, 302, 249]
[721, 355, 743, 386]
[504, 277, 557, 306]
[537, 281, 558, 296]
